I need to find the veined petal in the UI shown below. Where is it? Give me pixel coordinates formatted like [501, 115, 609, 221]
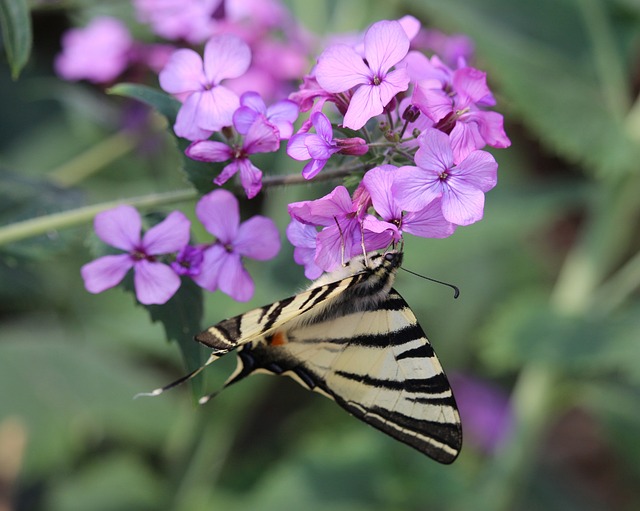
[391, 165, 442, 212]
[453, 67, 490, 104]
[174, 92, 214, 141]
[441, 180, 485, 226]
[377, 67, 410, 106]
[81, 254, 133, 293]
[287, 133, 312, 160]
[362, 165, 402, 221]
[301, 158, 328, 180]
[195, 86, 240, 132]
[213, 161, 240, 187]
[315, 44, 371, 93]
[343, 84, 383, 130]
[143, 211, 190, 255]
[413, 82, 453, 123]
[306, 185, 354, 224]
[236, 159, 263, 199]
[159, 48, 205, 95]
[311, 111, 334, 142]
[186, 140, 232, 162]
[244, 118, 280, 154]
[235, 216, 281, 260]
[415, 129, 455, 172]
[314, 225, 345, 272]
[403, 200, 457, 238]
[467, 110, 511, 149]
[192, 244, 226, 291]
[364, 20, 410, 75]
[398, 15, 421, 41]
[94, 205, 141, 251]
[267, 99, 299, 124]
[305, 133, 336, 160]
[134, 260, 181, 305]
[218, 252, 254, 302]
[232, 106, 259, 135]
[286, 219, 317, 249]
[450, 121, 485, 163]
[362, 215, 400, 247]
[203, 34, 251, 84]
[196, 189, 239, 243]
[239, 91, 266, 114]
[452, 150, 498, 192]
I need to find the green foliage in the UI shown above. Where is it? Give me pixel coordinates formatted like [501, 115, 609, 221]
[0, 0, 32, 79]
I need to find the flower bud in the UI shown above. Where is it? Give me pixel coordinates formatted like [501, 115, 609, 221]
[336, 137, 369, 156]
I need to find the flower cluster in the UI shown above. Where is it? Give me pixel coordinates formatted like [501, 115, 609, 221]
[64, 3, 510, 304]
[81, 190, 280, 304]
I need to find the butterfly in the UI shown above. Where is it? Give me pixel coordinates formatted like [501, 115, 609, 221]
[142, 250, 462, 464]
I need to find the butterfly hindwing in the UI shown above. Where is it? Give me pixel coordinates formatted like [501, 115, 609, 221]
[224, 288, 462, 464]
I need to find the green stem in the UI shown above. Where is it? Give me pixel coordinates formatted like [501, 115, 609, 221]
[0, 189, 197, 246]
[577, 0, 630, 119]
[48, 129, 138, 187]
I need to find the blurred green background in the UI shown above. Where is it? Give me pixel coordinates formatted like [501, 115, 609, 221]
[2, 0, 640, 510]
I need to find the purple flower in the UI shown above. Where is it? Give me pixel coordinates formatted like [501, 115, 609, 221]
[159, 34, 251, 141]
[449, 373, 513, 454]
[81, 205, 190, 305]
[171, 244, 204, 277]
[315, 20, 410, 130]
[286, 219, 323, 280]
[233, 91, 299, 139]
[55, 17, 132, 84]
[287, 112, 368, 180]
[186, 117, 280, 198]
[134, 0, 220, 43]
[192, 190, 280, 301]
[288, 186, 365, 272]
[412, 62, 510, 161]
[361, 165, 456, 242]
[392, 129, 498, 226]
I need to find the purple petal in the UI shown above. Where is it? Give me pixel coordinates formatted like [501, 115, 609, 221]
[465, 110, 511, 149]
[195, 189, 239, 243]
[186, 140, 232, 162]
[286, 220, 323, 280]
[213, 161, 240, 187]
[398, 15, 421, 40]
[81, 254, 133, 293]
[377, 67, 410, 106]
[94, 205, 141, 251]
[173, 92, 215, 141]
[134, 259, 181, 305]
[403, 199, 457, 238]
[234, 215, 280, 260]
[362, 165, 402, 221]
[301, 158, 329, 180]
[391, 165, 442, 212]
[314, 225, 345, 272]
[243, 118, 280, 154]
[441, 180, 486, 226]
[315, 44, 371, 93]
[235, 159, 263, 199]
[450, 121, 486, 163]
[343, 84, 382, 130]
[203, 34, 251, 84]
[195, 86, 240, 132]
[287, 133, 312, 160]
[453, 150, 498, 192]
[267, 99, 299, 139]
[191, 244, 226, 292]
[159, 48, 205, 95]
[305, 133, 337, 160]
[414, 129, 455, 173]
[412, 82, 453, 123]
[239, 91, 266, 113]
[453, 67, 491, 104]
[311, 111, 334, 143]
[142, 211, 191, 255]
[218, 252, 254, 302]
[362, 215, 400, 249]
[364, 20, 410, 75]
[232, 106, 259, 135]
[289, 185, 354, 226]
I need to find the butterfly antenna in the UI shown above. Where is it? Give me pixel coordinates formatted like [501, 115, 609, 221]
[334, 216, 346, 266]
[401, 267, 460, 299]
[134, 354, 218, 399]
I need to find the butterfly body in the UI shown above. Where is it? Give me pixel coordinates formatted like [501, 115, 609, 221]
[192, 250, 463, 463]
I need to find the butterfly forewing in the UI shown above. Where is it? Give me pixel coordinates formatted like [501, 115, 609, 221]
[178, 251, 462, 463]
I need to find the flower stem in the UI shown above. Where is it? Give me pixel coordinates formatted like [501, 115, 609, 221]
[0, 189, 197, 246]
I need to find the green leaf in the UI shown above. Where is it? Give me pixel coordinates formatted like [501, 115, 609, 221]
[410, 0, 640, 177]
[0, 0, 32, 79]
[108, 82, 218, 194]
[108, 83, 181, 122]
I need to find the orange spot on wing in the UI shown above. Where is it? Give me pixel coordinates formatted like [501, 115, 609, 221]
[269, 331, 288, 346]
